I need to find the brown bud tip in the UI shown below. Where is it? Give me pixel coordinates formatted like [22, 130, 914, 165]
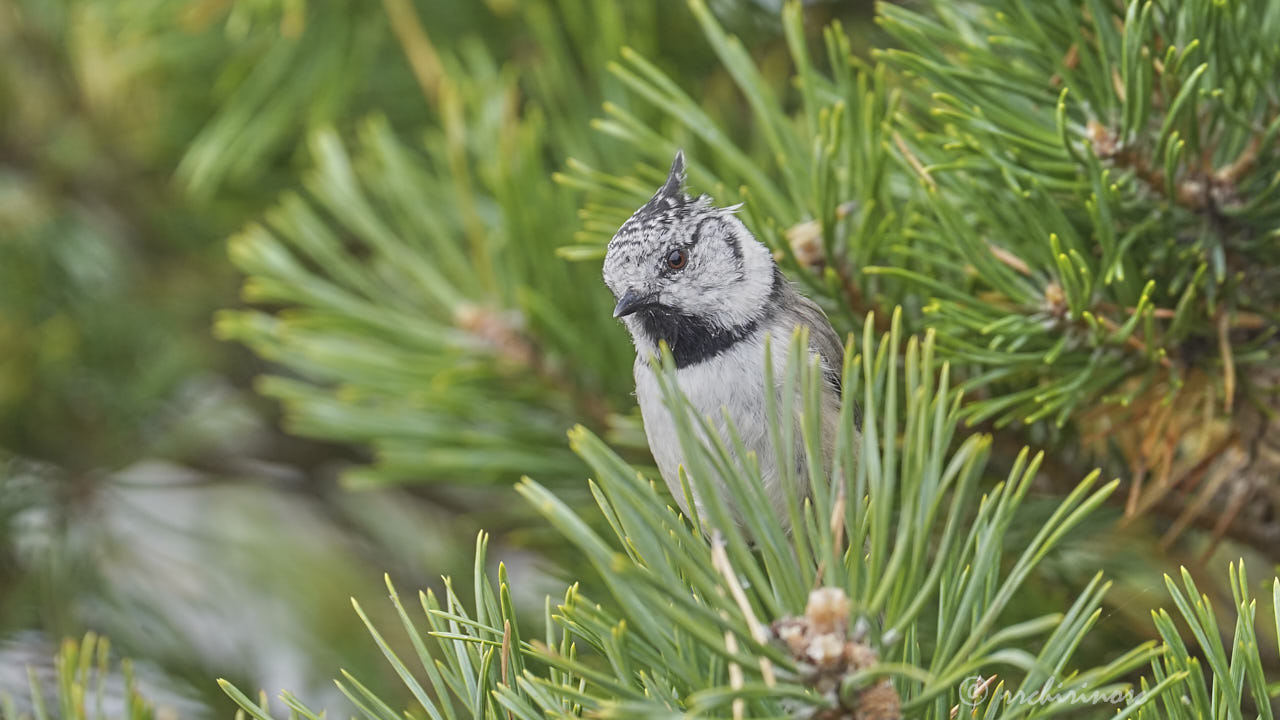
[806, 633, 846, 667]
[805, 587, 851, 635]
[773, 618, 808, 656]
[853, 680, 901, 720]
[844, 641, 878, 670]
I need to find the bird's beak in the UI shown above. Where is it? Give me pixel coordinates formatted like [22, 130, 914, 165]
[613, 288, 658, 318]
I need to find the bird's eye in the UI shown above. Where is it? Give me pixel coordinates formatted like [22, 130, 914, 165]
[666, 248, 688, 270]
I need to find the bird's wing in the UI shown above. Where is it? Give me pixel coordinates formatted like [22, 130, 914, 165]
[788, 294, 863, 429]
[785, 294, 846, 399]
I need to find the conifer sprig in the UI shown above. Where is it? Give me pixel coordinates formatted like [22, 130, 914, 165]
[202, 1, 1280, 715]
[214, 113, 632, 487]
[1, 635, 156, 720]
[561, 0, 1280, 555]
[874, 0, 1280, 551]
[208, 325, 1266, 719]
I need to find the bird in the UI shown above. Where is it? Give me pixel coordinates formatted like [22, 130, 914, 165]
[602, 150, 852, 528]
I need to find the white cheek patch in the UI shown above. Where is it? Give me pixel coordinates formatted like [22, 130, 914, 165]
[606, 195, 781, 336]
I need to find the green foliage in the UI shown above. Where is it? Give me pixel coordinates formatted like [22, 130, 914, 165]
[560, 0, 1280, 520]
[7, 0, 1280, 715]
[554, 0, 1280, 557]
[215, 0, 1279, 516]
[0, 0, 808, 711]
[565, 0, 897, 332]
[211, 0, 727, 487]
[0, 217, 205, 469]
[202, 0, 1280, 715]
[214, 117, 623, 485]
[1136, 564, 1280, 720]
[877, 0, 1280, 430]
[174, 0, 394, 199]
[219, 327, 1280, 717]
[0, 0, 239, 470]
[1, 634, 154, 720]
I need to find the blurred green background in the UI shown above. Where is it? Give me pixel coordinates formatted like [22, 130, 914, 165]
[0, 1, 876, 716]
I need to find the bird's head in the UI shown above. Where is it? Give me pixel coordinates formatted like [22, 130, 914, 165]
[602, 151, 778, 350]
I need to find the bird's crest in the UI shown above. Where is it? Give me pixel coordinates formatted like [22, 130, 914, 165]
[637, 150, 689, 217]
[606, 150, 714, 256]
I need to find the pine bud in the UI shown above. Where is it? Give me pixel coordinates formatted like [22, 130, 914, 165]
[805, 587, 851, 635]
[769, 587, 902, 719]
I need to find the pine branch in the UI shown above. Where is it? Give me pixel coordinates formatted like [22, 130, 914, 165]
[1, 634, 161, 720]
[213, 1, 700, 489]
[216, 325, 1280, 718]
[215, 110, 635, 487]
[873, 0, 1280, 554]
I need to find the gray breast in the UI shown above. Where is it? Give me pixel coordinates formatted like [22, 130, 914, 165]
[633, 329, 839, 530]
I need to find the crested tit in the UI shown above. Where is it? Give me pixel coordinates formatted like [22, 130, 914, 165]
[603, 151, 852, 527]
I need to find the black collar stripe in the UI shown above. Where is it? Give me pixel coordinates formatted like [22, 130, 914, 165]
[639, 268, 784, 369]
